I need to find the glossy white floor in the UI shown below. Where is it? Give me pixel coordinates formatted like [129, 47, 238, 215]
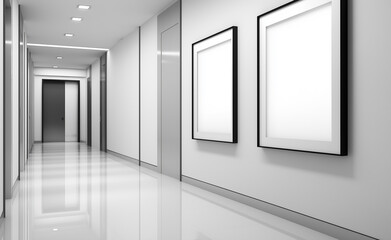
[0, 143, 336, 240]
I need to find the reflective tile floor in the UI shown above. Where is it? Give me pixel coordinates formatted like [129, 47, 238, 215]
[0, 143, 337, 240]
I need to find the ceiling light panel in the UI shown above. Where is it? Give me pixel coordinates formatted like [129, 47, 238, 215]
[64, 33, 74, 37]
[27, 43, 109, 51]
[77, 5, 91, 10]
[71, 17, 83, 22]
[56, 56, 63, 59]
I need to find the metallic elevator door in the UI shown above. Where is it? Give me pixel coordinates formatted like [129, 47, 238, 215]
[161, 24, 181, 179]
[158, 1, 181, 180]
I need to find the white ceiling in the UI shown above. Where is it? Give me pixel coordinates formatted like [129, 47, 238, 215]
[19, 0, 175, 69]
[29, 45, 104, 69]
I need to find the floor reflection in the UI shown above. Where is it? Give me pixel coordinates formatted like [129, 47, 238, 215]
[0, 143, 336, 240]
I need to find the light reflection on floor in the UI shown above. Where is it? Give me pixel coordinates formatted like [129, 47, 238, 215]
[0, 143, 336, 240]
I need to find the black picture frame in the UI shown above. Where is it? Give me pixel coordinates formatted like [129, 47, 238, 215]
[192, 26, 238, 143]
[257, 0, 347, 155]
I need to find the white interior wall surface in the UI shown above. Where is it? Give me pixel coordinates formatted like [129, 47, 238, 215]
[33, 68, 87, 142]
[23, 33, 28, 166]
[140, 16, 158, 166]
[107, 29, 140, 159]
[181, 0, 391, 239]
[28, 52, 34, 152]
[91, 59, 100, 149]
[11, 0, 19, 193]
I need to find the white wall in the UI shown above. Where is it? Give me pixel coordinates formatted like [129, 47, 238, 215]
[11, 0, 19, 192]
[34, 68, 87, 142]
[91, 59, 100, 149]
[23, 33, 28, 166]
[34, 68, 86, 78]
[28, 51, 34, 152]
[181, 0, 391, 239]
[140, 16, 158, 166]
[23, 33, 27, 158]
[107, 30, 139, 159]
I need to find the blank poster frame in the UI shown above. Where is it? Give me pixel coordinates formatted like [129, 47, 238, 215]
[192, 26, 238, 143]
[257, 0, 347, 155]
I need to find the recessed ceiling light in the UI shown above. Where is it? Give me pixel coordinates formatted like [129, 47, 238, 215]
[71, 17, 83, 22]
[53, 66, 58, 68]
[64, 33, 74, 37]
[77, 5, 90, 10]
[52, 228, 59, 232]
[56, 56, 63, 60]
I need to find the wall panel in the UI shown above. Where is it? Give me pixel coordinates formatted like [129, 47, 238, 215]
[140, 16, 158, 166]
[91, 59, 100, 149]
[107, 30, 139, 159]
[181, 0, 391, 239]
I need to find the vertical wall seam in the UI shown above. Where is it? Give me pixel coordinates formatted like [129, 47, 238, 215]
[179, 0, 182, 181]
[139, 26, 141, 166]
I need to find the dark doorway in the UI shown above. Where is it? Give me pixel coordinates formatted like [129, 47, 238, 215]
[100, 54, 107, 151]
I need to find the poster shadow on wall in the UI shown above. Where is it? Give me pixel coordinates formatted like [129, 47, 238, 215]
[196, 141, 238, 157]
[262, 148, 355, 178]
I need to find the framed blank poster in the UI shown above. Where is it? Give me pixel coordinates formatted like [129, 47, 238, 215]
[192, 26, 238, 143]
[257, 0, 347, 155]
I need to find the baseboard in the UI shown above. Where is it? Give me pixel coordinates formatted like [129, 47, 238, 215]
[107, 149, 140, 165]
[182, 175, 378, 240]
[140, 161, 158, 171]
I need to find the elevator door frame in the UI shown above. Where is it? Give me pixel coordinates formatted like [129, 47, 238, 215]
[42, 79, 80, 143]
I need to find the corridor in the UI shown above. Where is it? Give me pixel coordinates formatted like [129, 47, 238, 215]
[0, 143, 336, 240]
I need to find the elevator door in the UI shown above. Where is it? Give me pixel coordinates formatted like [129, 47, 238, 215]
[87, 77, 91, 146]
[43, 81, 65, 142]
[161, 24, 181, 179]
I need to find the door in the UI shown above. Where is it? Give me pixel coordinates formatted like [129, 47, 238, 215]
[100, 53, 107, 151]
[64, 82, 79, 142]
[42, 81, 65, 142]
[158, 1, 181, 180]
[87, 77, 91, 146]
[18, 6, 25, 174]
[161, 25, 180, 179]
